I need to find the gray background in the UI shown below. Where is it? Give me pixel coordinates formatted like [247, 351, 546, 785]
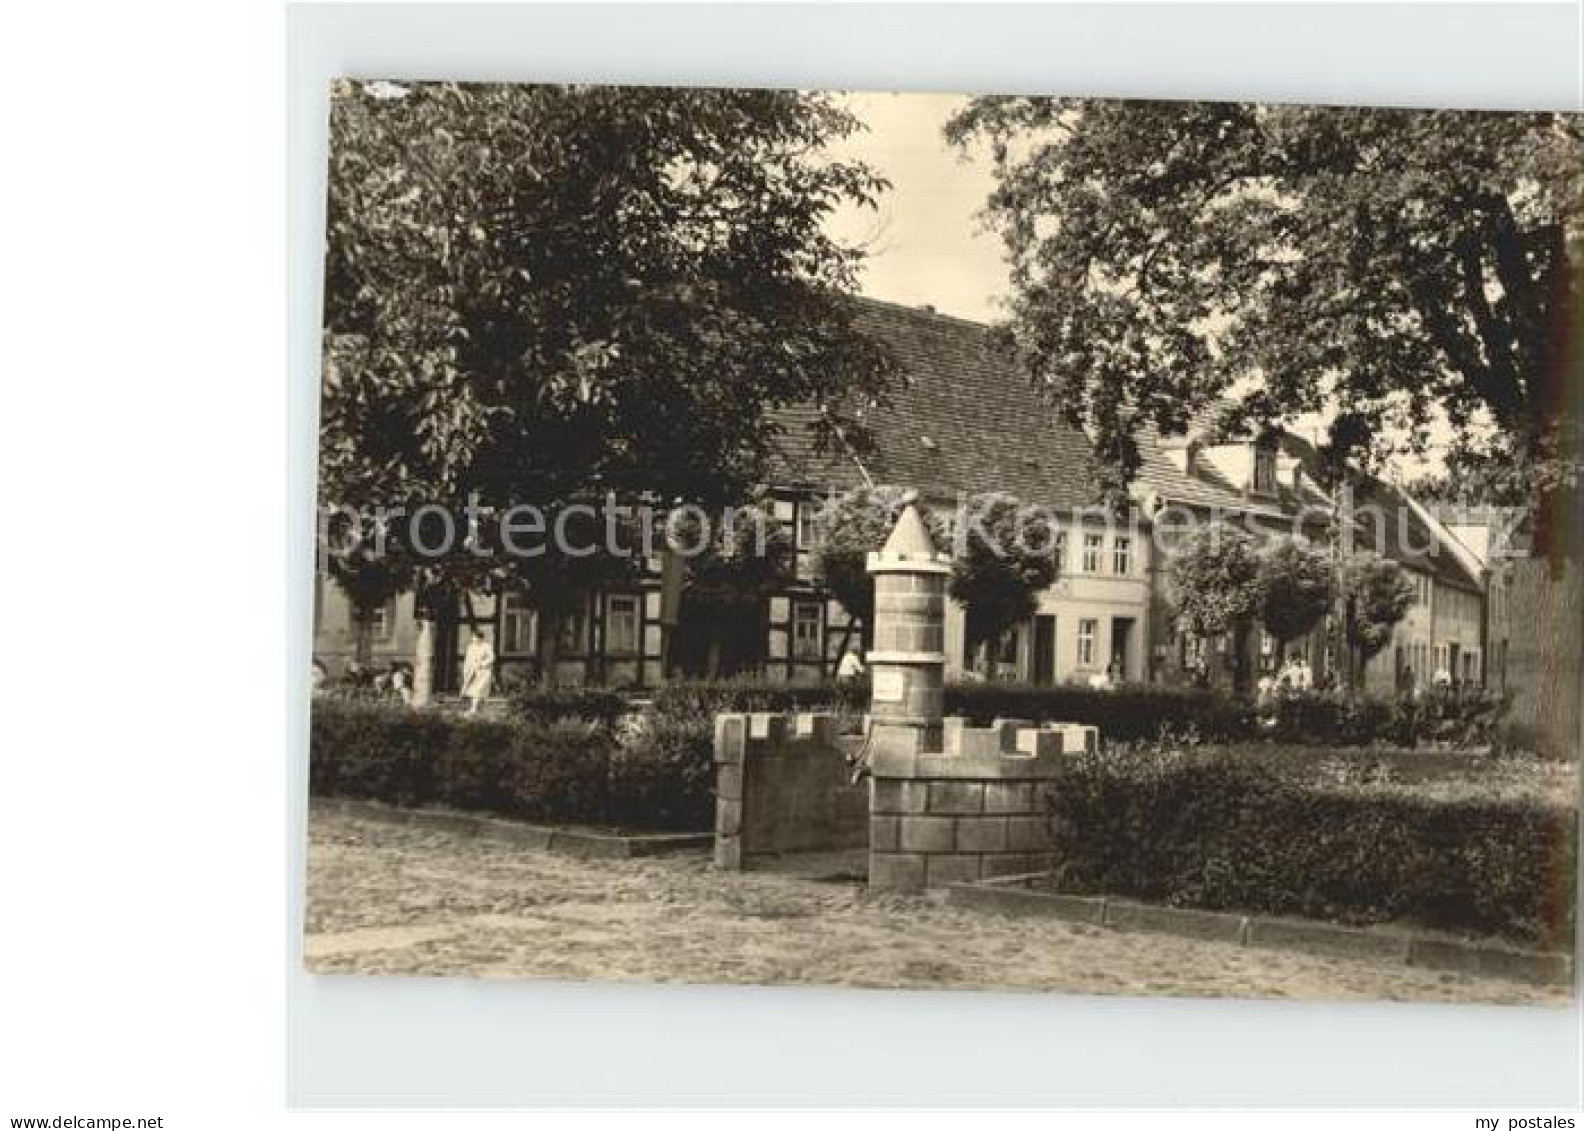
[288, 2, 1584, 1108]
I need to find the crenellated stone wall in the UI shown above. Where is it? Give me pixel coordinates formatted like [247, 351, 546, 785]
[868, 717, 1094, 891]
[711, 502, 1108, 891]
[713, 711, 869, 870]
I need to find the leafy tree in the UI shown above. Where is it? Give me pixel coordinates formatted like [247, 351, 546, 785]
[947, 100, 1582, 520]
[813, 485, 942, 646]
[1256, 537, 1334, 660]
[813, 487, 1059, 673]
[674, 502, 795, 678]
[320, 81, 897, 690]
[1166, 523, 1264, 690]
[325, 544, 413, 668]
[945, 493, 1060, 673]
[1339, 553, 1415, 680]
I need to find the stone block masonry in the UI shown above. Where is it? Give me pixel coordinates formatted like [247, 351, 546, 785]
[867, 716, 1081, 891]
[713, 711, 869, 870]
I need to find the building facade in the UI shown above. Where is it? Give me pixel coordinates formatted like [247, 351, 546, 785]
[313, 298, 1488, 696]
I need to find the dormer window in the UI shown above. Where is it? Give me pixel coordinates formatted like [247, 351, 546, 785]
[1252, 447, 1277, 494]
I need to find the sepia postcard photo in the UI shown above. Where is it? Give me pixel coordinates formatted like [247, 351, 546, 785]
[304, 81, 1581, 1005]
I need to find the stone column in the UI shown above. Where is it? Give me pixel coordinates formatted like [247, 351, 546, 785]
[865, 499, 951, 759]
[865, 500, 1073, 891]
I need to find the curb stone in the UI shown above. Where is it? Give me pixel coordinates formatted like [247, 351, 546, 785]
[311, 796, 712, 859]
[947, 873, 1574, 987]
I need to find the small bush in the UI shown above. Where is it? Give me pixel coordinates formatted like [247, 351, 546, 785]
[508, 686, 628, 728]
[650, 676, 867, 718]
[942, 683, 1255, 743]
[607, 711, 717, 830]
[310, 701, 710, 831]
[1045, 742, 1577, 947]
[1269, 687, 1508, 749]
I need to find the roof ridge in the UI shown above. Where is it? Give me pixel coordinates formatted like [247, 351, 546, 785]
[850, 293, 995, 331]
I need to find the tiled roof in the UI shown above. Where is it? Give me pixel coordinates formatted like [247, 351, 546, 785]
[765, 297, 1482, 590]
[1272, 430, 1483, 591]
[766, 297, 1102, 508]
[1131, 423, 1289, 517]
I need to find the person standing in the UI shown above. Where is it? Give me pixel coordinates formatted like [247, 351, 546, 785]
[461, 629, 495, 716]
[836, 648, 865, 683]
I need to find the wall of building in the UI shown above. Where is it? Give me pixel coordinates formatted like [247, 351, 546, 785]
[1362, 570, 1485, 695]
[940, 519, 1152, 684]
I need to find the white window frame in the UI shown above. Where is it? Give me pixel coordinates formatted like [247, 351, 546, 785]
[792, 600, 822, 660]
[1082, 533, 1103, 573]
[1054, 531, 1068, 574]
[368, 597, 396, 642]
[1253, 448, 1277, 493]
[795, 502, 821, 552]
[499, 591, 539, 656]
[1113, 536, 1131, 576]
[605, 593, 641, 655]
[1077, 618, 1097, 668]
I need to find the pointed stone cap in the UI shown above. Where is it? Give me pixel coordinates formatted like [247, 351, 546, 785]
[867, 497, 952, 575]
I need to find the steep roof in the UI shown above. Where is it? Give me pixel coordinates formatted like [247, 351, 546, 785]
[765, 298, 1483, 591]
[765, 298, 1101, 508]
[1272, 430, 1484, 592]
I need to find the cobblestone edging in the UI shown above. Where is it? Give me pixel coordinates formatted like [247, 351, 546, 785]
[310, 797, 712, 859]
[948, 873, 1577, 987]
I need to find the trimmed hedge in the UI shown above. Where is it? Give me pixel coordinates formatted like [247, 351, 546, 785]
[1269, 688, 1508, 749]
[1044, 744, 1578, 947]
[651, 678, 1252, 742]
[508, 686, 628, 728]
[310, 702, 712, 831]
[509, 678, 1516, 751]
[650, 677, 867, 718]
[942, 683, 1253, 742]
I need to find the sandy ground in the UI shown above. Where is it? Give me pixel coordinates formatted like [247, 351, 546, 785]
[303, 805, 1569, 1005]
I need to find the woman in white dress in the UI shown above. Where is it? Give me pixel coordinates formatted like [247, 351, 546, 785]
[461, 629, 495, 715]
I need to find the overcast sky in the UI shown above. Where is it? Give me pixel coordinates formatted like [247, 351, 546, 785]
[825, 92, 1008, 324]
[822, 91, 1449, 477]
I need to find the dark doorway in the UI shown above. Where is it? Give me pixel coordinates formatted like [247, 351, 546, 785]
[433, 597, 461, 693]
[1110, 616, 1134, 678]
[1033, 615, 1056, 685]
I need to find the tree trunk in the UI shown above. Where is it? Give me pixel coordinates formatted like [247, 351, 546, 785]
[353, 608, 374, 667]
[1230, 624, 1251, 694]
[411, 617, 435, 707]
[538, 609, 562, 689]
[705, 632, 723, 680]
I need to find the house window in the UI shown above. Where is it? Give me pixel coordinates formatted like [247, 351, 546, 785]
[792, 601, 822, 660]
[796, 502, 822, 552]
[1253, 448, 1276, 493]
[1053, 531, 1068, 573]
[1082, 533, 1103, 573]
[1113, 536, 1132, 576]
[559, 605, 588, 653]
[1077, 619, 1097, 668]
[368, 597, 396, 642]
[500, 591, 538, 655]
[997, 627, 1020, 665]
[606, 594, 640, 655]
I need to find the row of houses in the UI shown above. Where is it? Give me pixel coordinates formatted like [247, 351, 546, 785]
[313, 297, 1508, 698]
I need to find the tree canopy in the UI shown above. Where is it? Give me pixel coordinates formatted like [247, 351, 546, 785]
[1340, 553, 1415, 669]
[813, 486, 1057, 665]
[1256, 537, 1333, 651]
[320, 81, 898, 613]
[944, 493, 1059, 663]
[1167, 523, 1264, 640]
[947, 99, 1582, 510]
